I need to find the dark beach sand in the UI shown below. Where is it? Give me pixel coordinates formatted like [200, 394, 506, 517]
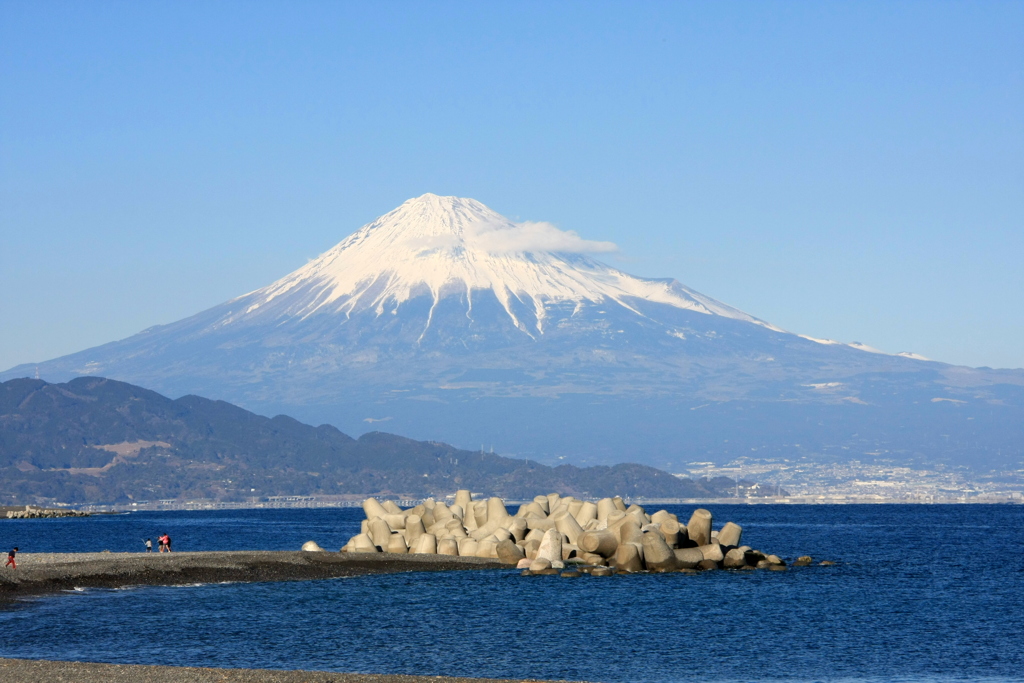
[0, 550, 504, 604]
[0, 659, 587, 683]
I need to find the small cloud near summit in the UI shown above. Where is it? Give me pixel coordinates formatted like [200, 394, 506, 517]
[471, 220, 618, 254]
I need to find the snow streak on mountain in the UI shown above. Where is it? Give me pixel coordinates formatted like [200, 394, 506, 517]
[229, 194, 780, 339]
[3, 194, 1022, 472]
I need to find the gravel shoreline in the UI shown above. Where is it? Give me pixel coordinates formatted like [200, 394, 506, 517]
[0, 658, 587, 683]
[0, 551, 504, 605]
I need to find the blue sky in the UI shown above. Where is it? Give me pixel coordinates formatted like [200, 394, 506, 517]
[2, 1, 1022, 370]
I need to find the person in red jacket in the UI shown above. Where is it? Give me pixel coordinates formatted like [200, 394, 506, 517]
[5, 547, 18, 570]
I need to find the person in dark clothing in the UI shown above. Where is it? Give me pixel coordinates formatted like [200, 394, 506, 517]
[5, 548, 18, 570]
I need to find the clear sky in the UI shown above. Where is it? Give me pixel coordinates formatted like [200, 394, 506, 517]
[2, 1, 1022, 371]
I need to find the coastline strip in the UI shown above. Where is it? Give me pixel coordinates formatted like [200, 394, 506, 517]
[0, 658, 587, 683]
[0, 551, 503, 605]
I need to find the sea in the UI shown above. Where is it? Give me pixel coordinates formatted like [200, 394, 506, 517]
[0, 504, 1021, 682]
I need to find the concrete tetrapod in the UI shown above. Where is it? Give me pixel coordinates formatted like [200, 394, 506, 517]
[437, 537, 459, 556]
[362, 498, 389, 521]
[615, 517, 644, 545]
[455, 489, 473, 512]
[698, 543, 724, 563]
[650, 510, 676, 525]
[387, 533, 409, 554]
[457, 537, 479, 557]
[718, 522, 743, 547]
[575, 501, 598, 526]
[383, 514, 406, 530]
[640, 531, 678, 571]
[413, 533, 437, 555]
[723, 548, 747, 568]
[487, 497, 510, 523]
[686, 509, 713, 547]
[659, 518, 682, 548]
[476, 537, 499, 559]
[404, 515, 425, 547]
[553, 510, 585, 545]
[614, 542, 645, 573]
[368, 518, 393, 551]
[496, 539, 526, 565]
[351, 533, 380, 553]
[533, 495, 550, 514]
[537, 528, 563, 564]
[301, 541, 325, 552]
[578, 529, 619, 558]
[674, 548, 704, 569]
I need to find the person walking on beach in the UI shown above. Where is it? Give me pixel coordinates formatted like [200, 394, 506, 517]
[144, 538, 152, 552]
[5, 548, 17, 570]
[164, 534, 172, 552]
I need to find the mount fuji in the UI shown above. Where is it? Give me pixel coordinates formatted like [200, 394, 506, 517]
[4, 194, 1022, 473]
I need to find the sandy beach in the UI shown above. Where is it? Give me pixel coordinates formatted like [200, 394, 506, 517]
[0, 658, 587, 683]
[0, 550, 503, 604]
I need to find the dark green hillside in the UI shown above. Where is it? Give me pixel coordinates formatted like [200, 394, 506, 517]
[0, 377, 747, 505]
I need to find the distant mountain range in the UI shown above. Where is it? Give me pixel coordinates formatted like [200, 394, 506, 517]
[0, 377, 759, 506]
[3, 194, 1021, 475]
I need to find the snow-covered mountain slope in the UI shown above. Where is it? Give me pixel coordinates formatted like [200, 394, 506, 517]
[3, 194, 1022, 472]
[226, 194, 781, 338]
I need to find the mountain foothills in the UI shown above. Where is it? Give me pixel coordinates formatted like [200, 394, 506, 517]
[0, 377, 755, 505]
[3, 194, 1022, 475]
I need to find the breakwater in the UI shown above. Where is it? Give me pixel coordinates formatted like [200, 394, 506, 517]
[342, 491, 794, 572]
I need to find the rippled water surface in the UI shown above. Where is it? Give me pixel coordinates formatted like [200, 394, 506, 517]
[1, 504, 1022, 682]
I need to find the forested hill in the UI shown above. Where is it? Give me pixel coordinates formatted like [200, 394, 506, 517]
[0, 377, 748, 505]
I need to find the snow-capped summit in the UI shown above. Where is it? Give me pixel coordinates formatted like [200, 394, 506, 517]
[231, 193, 778, 337]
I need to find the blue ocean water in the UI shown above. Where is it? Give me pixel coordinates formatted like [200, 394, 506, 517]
[1, 504, 1022, 682]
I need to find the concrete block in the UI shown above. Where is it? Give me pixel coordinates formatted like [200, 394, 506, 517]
[578, 528, 620, 557]
[362, 498, 388, 520]
[553, 510, 585, 544]
[387, 533, 409, 554]
[496, 539, 526, 565]
[574, 501, 598, 526]
[437, 537, 459, 556]
[537, 528, 563, 564]
[673, 548, 704, 569]
[698, 543, 724, 563]
[614, 542, 645, 572]
[641, 531, 678, 571]
[413, 533, 436, 555]
[687, 509, 713, 547]
[718, 522, 742, 547]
